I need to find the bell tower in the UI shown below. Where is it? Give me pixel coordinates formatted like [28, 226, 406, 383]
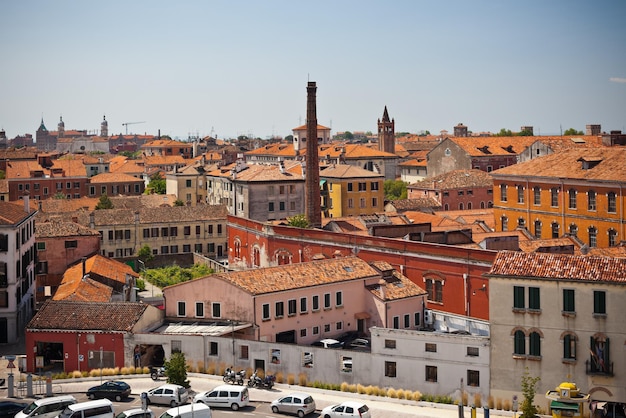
[101, 115, 108, 137]
[377, 106, 395, 154]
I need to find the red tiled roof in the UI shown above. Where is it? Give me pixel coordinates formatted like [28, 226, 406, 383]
[487, 251, 626, 282]
[0, 200, 36, 225]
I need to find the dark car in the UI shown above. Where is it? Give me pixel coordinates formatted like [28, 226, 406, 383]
[0, 401, 28, 418]
[335, 330, 363, 345]
[347, 338, 371, 350]
[87, 380, 132, 401]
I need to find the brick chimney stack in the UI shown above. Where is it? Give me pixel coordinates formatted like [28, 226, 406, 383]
[305, 81, 322, 228]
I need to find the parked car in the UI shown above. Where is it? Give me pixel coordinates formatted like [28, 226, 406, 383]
[271, 393, 316, 417]
[87, 381, 132, 401]
[347, 338, 371, 350]
[311, 338, 343, 348]
[116, 409, 155, 418]
[0, 401, 28, 418]
[158, 403, 211, 418]
[193, 384, 249, 411]
[146, 384, 189, 407]
[335, 331, 362, 344]
[320, 401, 371, 418]
[15, 395, 76, 418]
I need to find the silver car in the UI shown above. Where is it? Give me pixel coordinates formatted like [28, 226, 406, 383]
[271, 393, 316, 417]
[146, 384, 189, 407]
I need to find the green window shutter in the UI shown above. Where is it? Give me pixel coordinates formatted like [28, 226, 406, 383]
[514, 286, 525, 309]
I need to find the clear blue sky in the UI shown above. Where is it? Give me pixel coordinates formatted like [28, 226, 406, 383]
[1, 0, 625, 140]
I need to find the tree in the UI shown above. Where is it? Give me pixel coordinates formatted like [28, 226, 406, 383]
[164, 352, 190, 388]
[564, 128, 584, 136]
[384, 179, 408, 200]
[95, 194, 113, 210]
[520, 367, 541, 418]
[287, 214, 310, 228]
[147, 173, 166, 194]
[0, 170, 5, 179]
[174, 199, 185, 206]
[53, 192, 67, 199]
[495, 128, 514, 137]
[285, 135, 294, 142]
[138, 244, 154, 262]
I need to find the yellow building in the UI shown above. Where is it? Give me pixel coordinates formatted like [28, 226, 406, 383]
[320, 164, 385, 218]
[490, 148, 626, 248]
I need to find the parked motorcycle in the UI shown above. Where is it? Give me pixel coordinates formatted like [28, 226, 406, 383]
[150, 366, 166, 381]
[247, 371, 275, 389]
[223, 367, 245, 385]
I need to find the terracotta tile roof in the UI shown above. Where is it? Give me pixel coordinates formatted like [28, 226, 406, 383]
[233, 163, 304, 182]
[449, 136, 539, 156]
[0, 200, 35, 224]
[491, 147, 626, 181]
[51, 159, 87, 177]
[292, 123, 331, 131]
[518, 237, 579, 253]
[141, 139, 188, 148]
[143, 155, 186, 166]
[27, 300, 150, 331]
[585, 246, 626, 258]
[320, 144, 397, 159]
[0, 148, 39, 160]
[436, 208, 496, 231]
[487, 250, 626, 282]
[173, 256, 379, 295]
[111, 194, 178, 209]
[367, 261, 427, 300]
[80, 154, 116, 164]
[38, 197, 99, 213]
[245, 143, 297, 157]
[402, 211, 466, 229]
[408, 169, 493, 190]
[109, 158, 144, 174]
[398, 158, 427, 167]
[36, 219, 100, 238]
[320, 164, 384, 179]
[387, 198, 441, 211]
[89, 172, 143, 183]
[5, 160, 48, 179]
[53, 276, 113, 302]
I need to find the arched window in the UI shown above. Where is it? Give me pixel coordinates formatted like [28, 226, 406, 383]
[444, 203, 449, 211]
[517, 217, 526, 228]
[588, 227, 598, 248]
[551, 222, 560, 239]
[480, 201, 485, 209]
[424, 276, 444, 303]
[607, 192, 617, 213]
[234, 239, 241, 259]
[501, 216, 508, 231]
[514, 330, 525, 355]
[534, 220, 542, 239]
[252, 247, 261, 267]
[563, 333, 577, 360]
[588, 190, 597, 211]
[608, 229, 618, 247]
[568, 188, 577, 209]
[467, 202, 472, 209]
[529, 331, 541, 357]
[569, 223, 578, 237]
[459, 203, 464, 210]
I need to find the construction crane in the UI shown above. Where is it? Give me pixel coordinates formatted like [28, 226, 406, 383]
[122, 121, 146, 135]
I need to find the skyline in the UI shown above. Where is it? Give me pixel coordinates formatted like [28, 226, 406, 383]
[1, 1, 625, 140]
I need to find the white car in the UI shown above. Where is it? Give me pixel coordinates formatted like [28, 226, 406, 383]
[271, 393, 316, 417]
[320, 401, 371, 418]
[311, 338, 343, 348]
[146, 384, 189, 407]
[116, 408, 155, 418]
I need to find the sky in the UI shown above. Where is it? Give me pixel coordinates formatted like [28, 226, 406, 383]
[1, 0, 625, 140]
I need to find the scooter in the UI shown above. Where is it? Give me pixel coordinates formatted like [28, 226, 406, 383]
[247, 371, 275, 389]
[150, 366, 166, 381]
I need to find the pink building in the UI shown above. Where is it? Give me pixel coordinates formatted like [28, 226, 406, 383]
[162, 256, 427, 344]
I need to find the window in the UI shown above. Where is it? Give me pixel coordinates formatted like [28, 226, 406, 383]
[347, 183, 353, 192]
[589, 227, 597, 248]
[563, 334, 576, 360]
[262, 303, 270, 320]
[240, 345, 249, 360]
[212, 302, 221, 318]
[518, 217, 526, 228]
[534, 220, 542, 238]
[65, 240, 78, 249]
[529, 331, 541, 356]
[300, 297, 307, 313]
[414, 312, 421, 327]
[372, 197, 378, 207]
[467, 370, 480, 387]
[608, 229, 618, 247]
[528, 287, 540, 310]
[568, 189, 577, 209]
[551, 222, 560, 239]
[312, 295, 319, 311]
[279, 201, 285, 211]
[425, 278, 443, 303]
[467, 347, 479, 357]
[335, 291, 343, 307]
[569, 223, 578, 237]
[324, 293, 331, 309]
[393, 316, 399, 329]
[551, 188, 559, 207]
[209, 341, 218, 356]
[358, 182, 366, 192]
[563, 289, 575, 313]
[533, 186, 541, 205]
[268, 202, 275, 212]
[37, 242, 46, 251]
[593, 290, 606, 314]
[607, 192, 616, 213]
[195, 302, 204, 317]
[275, 301, 284, 318]
[177, 301, 185, 317]
[371, 182, 379, 191]
[161, 246, 169, 254]
[425, 365, 438, 382]
[385, 339, 396, 349]
[336, 321, 343, 330]
[288, 299, 297, 316]
[425, 343, 437, 352]
[514, 330, 526, 355]
[501, 216, 508, 231]
[185, 179, 192, 187]
[183, 244, 190, 253]
[517, 185, 524, 203]
[359, 198, 366, 208]
[385, 361, 397, 378]
[499, 184, 507, 202]
[312, 326, 319, 335]
[589, 336, 611, 374]
[404, 314, 410, 328]
[347, 198, 354, 208]
[586, 190, 597, 211]
[514, 286, 525, 309]
[324, 324, 331, 332]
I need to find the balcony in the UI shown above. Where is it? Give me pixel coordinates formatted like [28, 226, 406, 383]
[585, 359, 613, 376]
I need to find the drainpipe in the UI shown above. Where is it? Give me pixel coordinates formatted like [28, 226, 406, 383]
[463, 273, 468, 316]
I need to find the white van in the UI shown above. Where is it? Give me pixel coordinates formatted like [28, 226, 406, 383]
[192, 384, 249, 411]
[158, 403, 211, 418]
[56, 399, 114, 418]
[16, 395, 76, 418]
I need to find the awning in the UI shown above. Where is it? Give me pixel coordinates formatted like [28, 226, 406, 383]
[354, 312, 370, 319]
[550, 401, 580, 411]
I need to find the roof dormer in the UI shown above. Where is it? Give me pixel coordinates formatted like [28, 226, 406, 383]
[577, 156, 603, 170]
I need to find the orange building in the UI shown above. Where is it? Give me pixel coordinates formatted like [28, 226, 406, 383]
[491, 148, 626, 248]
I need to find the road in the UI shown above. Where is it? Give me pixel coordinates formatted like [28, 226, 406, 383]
[1, 373, 508, 418]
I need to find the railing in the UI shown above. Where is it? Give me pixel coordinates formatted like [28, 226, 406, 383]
[586, 359, 614, 376]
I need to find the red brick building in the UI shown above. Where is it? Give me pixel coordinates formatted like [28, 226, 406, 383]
[228, 215, 495, 320]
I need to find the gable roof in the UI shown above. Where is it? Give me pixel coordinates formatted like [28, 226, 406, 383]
[89, 172, 143, 183]
[320, 164, 384, 179]
[408, 169, 493, 190]
[36, 219, 100, 238]
[487, 251, 626, 283]
[0, 200, 36, 225]
[27, 300, 150, 331]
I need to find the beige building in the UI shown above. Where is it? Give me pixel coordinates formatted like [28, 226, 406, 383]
[486, 251, 626, 411]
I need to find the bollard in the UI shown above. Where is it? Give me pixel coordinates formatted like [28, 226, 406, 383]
[458, 403, 465, 418]
[46, 372, 53, 397]
[484, 406, 490, 418]
[7, 374, 14, 398]
[471, 405, 476, 418]
[27, 373, 33, 397]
